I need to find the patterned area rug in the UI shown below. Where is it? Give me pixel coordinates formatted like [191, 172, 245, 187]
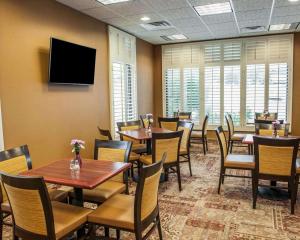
[3, 142, 300, 239]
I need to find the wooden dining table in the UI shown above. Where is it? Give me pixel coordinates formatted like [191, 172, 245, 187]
[20, 158, 131, 206]
[118, 127, 172, 154]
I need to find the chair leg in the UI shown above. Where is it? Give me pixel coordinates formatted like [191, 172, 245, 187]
[157, 213, 163, 240]
[104, 227, 109, 237]
[221, 168, 225, 184]
[295, 175, 299, 202]
[188, 154, 192, 176]
[218, 168, 223, 194]
[176, 164, 182, 191]
[116, 229, 121, 240]
[164, 168, 169, 181]
[205, 137, 209, 151]
[229, 141, 233, 153]
[252, 173, 258, 209]
[290, 178, 297, 214]
[202, 139, 206, 155]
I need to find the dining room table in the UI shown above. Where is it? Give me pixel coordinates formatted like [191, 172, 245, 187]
[242, 133, 300, 200]
[118, 127, 172, 154]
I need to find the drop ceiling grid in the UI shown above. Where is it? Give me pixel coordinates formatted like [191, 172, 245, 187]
[56, 0, 300, 44]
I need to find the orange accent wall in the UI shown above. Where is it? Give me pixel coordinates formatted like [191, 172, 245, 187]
[0, 0, 155, 167]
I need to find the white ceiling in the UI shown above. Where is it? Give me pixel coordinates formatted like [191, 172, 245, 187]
[56, 0, 300, 44]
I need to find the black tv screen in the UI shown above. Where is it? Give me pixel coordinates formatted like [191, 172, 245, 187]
[49, 38, 96, 85]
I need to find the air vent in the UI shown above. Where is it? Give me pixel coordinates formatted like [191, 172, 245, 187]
[161, 36, 172, 41]
[240, 26, 266, 33]
[140, 21, 173, 31]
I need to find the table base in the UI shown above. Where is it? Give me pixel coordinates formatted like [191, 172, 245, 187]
[258, 187, 290, 201]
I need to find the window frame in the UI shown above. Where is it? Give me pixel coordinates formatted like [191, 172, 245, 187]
[162, 34, 293, 131]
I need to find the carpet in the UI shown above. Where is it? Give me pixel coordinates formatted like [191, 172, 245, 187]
[3, 142, 300, 239]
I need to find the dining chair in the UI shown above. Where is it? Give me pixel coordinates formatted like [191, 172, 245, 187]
[0, 145, 69, 239]
[140, 114, 154, 129]
[88, 156, 166, 240]
[70, 140, 131, 205]
[191, 115, 209, 155]
[255, 123, 290, 137]
[158, 117, 179, 131]
[97, 126, 113, 140]
[1, 173, 92, 240]
[178, 121, 194, 176]
[140, 131, 183, 191]
[174, 112, 192, 120]
[117, 120, 147, 154]
[215, 126, 255, 194]
[225, 114, 248, 153]
[252, 136, 299, 214]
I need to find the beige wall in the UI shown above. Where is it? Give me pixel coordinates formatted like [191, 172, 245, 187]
[0, 0, 154, 167]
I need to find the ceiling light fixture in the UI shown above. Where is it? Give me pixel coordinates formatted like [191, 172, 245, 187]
[288, 0, 299, 2]
[194, 2, 232, 16]
[96, 0, 131, 5]
[167, 34, 188, 40]
[269, 23, 291, 31]
[141, 16, 151, 21]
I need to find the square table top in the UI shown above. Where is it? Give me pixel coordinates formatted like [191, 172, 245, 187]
[118, 127, 172, 141]
[20, 159, 131, 189]
[242, 134, 300, 145]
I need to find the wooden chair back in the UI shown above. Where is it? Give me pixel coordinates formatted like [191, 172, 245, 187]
[255, 123, 289, 137]
[140, 114, 153, 128]
[117, 120, 141, 144]
[202, 115, 209, 136]
[225, 114, 234, 140]
[0, 145, 32, 203]
[178, 121, 194, 154]
[158, 117, 179, 131]
[134, 155, 165, 231]
[94, 140, 131, 183]
[1, 174, 55, 239]
[151, 131, 183, 164]
[174, 112, 192, 120]
[97, 127, 113, 140]
[253, 136, 299, 177]
[215, 126, 228, 167]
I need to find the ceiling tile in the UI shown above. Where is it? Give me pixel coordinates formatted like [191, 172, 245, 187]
[106, 0, 151, 16]
[143, 0, 190, 11]
[125, 13, 163, 23]
[56, 0, 99, 10]
[188, 0, 229, 7]
[201, 12, 235, 24]
[169, 17, 204, 28]
[273, 6, 300, 17]
[271, 15, 300, 25]
[232, 0, 273, 11]
[235, 9, 270, 21]
[83, 7, 119, 20]
[159, 7, 198, 20]
[239, 19, 269, 28]
[274, 0, 300, 7]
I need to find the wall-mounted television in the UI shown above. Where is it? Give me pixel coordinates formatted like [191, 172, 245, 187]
[49, 38, 96, 85]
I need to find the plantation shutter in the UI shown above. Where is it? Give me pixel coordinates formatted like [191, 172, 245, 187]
[165, 68, 181, 117]
[109, 26, 137, 136]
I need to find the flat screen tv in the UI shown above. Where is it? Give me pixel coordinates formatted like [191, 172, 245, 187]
[49, 38, 96, 85]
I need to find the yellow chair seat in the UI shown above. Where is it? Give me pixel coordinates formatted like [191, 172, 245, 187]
[191, 130, 202, 138]
[139, 155, 152, 165]
[225, 154, 255, 169]
[129, 152, 140, 161]
[231, 133, 246, 141]
[132, 143, 146, 151]
[88, 194, 135, 230]
[53, 201, 92, 239]
[296, 158, 300, 174]
[72, 181, 126, 203]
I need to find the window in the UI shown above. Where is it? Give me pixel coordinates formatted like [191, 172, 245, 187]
[109, 26, 137, 135]
[162, 35, 293, 130]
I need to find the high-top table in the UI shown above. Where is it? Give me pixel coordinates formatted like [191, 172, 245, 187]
[118, 127, 172, 154]
[21, 158, 131, 206]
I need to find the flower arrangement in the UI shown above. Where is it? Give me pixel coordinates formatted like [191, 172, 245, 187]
[272, 120, 281, 138]
[263, 110, 270, 120]
[70, 139, 85, 167]
[71, 139, 85, 154]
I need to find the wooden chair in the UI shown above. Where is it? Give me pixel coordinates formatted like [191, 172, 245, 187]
[178, 121, 194, 176]
[225, 114, 247, 153]
[140, 114, 154, 129]
[97, 126, 113, 140]
[158, 117, 179, 131]
[252, 136, 299, 214]
[140, 131, 183, 191]
[174, 112, 192, 120]
[255, 123, 290, 137]
[191, 115, 209, 155]
[88, 156, 166, 240]
[70, 140, 131, 205]
[0, 145, 68, 239]
[1, 173, 92, 240]
[215, 126, 255, 194]
[117, 120, 147, 154]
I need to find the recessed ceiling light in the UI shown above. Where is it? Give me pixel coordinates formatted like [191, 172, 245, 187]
[96, 0, 131, 5]
[194, 2, 232, 16]
[269, 23, 291, 31]
[141, 16, 150, 21]
[288, 0, 299, 2]
[167, 34, 188, 40]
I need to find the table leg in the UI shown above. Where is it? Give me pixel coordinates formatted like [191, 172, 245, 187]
[146, 139, 152, 155]
[72, 188, 86, 238]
